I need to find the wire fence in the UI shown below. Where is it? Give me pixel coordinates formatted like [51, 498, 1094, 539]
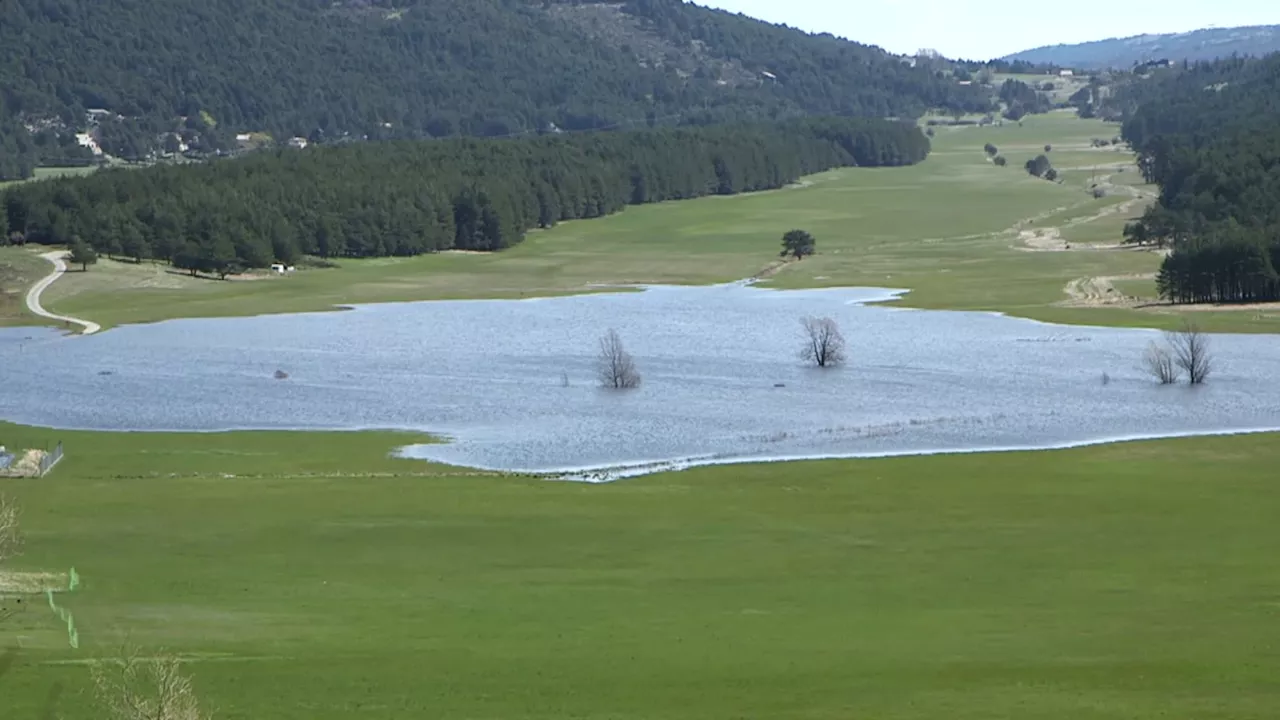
[38, 442, 64, 476]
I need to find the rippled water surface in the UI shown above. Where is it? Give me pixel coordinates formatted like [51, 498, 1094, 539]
[4, 284, 1280, 474]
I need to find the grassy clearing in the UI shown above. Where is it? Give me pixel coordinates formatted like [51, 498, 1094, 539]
[0, 246, 50, 327]
[0, 165, 98, 190]
[11, 112, 1263, 333]
[2, 423, 1279, 718]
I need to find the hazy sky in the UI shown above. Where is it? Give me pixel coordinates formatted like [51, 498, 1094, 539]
[695, 0, 1279, 59]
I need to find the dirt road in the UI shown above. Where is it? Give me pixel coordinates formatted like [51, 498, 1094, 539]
[25, 251, 101, 335]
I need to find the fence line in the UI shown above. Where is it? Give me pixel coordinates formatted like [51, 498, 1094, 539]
[39, 442, 63, 477]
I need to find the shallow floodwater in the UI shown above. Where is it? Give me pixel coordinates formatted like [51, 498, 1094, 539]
[3, 283, 1280, 475]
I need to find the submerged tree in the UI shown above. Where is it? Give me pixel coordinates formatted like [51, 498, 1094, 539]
[596, 329, 641, 389]
[1168, 320, 1212, 385]
[800, 316, 846, 368]
[1142, 342, 1179, 385]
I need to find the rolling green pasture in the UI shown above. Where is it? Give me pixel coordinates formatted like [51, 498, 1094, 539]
[2, 424, 1279, 719]
[11, 113, 1272, 332]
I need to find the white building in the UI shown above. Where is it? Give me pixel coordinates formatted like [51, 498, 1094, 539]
[74, 132, 103, 156]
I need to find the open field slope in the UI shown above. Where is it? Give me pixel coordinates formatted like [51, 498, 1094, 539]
[2, 424, 1280, 718]
[23, 113, 1273, 333]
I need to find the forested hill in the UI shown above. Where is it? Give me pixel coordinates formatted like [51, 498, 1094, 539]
[0, 0, 988, 178]
[1, 117, 929, 273]
[1004, 26, 1280, 70]
[1118, 55, 1280, 304]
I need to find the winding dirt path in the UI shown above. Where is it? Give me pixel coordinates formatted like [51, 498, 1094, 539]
[25, 251, 101, 335]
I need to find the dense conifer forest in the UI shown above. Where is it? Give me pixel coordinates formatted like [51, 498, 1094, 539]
[1120, 54, 1280, 304]
[1, 118, 929, 274]
[0, 0, 988, 179]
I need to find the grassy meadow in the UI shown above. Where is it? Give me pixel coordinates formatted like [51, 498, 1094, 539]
[17, 111, 1271, 333]
[2, 424, 1279, 719]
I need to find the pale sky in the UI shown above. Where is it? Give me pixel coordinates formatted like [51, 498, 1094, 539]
[695, 0, 1280, 60]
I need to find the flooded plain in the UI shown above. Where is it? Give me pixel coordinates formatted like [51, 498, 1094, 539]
[3, 283, 1279, 476]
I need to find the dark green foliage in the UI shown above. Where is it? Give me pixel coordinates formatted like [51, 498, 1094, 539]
[1, 118, 929, 271]
[67, 237, 96, 270]
[0, 0, 988, 178]
[984, 143, 998, 156]
[993, 155, 1008, 167]
[999, 79, 1051, 120]
[780, 230, 816, 259]
[1025, 154, 1053, 178]
[1121, 55, 1280, 303]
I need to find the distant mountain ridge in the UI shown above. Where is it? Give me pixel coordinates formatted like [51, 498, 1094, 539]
[1003, 25, 1280, 69]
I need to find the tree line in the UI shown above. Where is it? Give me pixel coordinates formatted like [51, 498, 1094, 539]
[1, 117, 930, 275]
[1120, 54, 1280, 304]
[0, 0, 986, 178]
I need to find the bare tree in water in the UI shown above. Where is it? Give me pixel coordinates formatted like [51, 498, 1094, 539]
[1142, 342, 1179, 384]
[800, 317, 846, 368]
[1168, 320, 1212, 385]
[596, 329, 641, 389]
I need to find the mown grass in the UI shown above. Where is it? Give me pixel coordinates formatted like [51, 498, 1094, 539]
[2, 423, 1279, 719]
[0, 246, 50, 327]
[0, 166, 97, 190]
[15, 112, 1270, 333]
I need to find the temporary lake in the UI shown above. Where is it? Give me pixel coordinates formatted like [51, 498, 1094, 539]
[3, 283, 1279, 477]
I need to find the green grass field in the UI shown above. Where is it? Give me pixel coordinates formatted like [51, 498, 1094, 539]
[2, 423, 1279, 719]
[0, 165, 98, 190]
[21, 112, 1269, 333]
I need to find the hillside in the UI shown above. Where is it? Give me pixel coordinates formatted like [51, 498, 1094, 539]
[0, 0, 990, 179]
[1004, 25, 1280, 70]
[1119, 54, 1280, 304]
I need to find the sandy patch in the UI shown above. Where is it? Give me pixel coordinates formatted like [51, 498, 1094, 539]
[752, 258, 798, 280]
[2, 449, 47, 477]
[0, 570, 68, 594]
[1060, 274, 1154, 307]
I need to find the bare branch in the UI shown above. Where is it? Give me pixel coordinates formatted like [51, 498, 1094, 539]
[1167, 320, 1212, 385]
[92, 645, 209, 720]
[799, 316, 846, 368]
[595, 329, 641, 389]
[1142, 342, 1179, 385]
[0, 495, 20, 566]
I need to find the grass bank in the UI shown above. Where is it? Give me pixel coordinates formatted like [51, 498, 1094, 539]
[2, 423, 1278, 718]
[12, 113, 1274, 333]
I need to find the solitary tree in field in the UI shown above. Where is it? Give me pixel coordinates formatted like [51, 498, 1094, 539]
[68, 238, 98, 271]
[596, 329, 641, 389]
[800, 316, 846, 368]
[984, 143, 998, 156]
[993, 155, 1008, 167]
[780, 230, 816, 260]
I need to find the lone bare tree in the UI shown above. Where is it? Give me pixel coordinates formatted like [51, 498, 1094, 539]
[800, 316, 846, 368]
[1168, 320, 1212, 385]
[0, 495, 19, 567]
[1142, 342, 1179, 385]
[596, 329, 641, 389]
[0, 495, 19, 622]
[93, 646, 209, 720]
